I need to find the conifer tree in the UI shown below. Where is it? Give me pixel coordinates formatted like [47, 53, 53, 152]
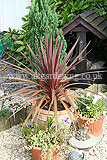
[24, 0, 67, 70]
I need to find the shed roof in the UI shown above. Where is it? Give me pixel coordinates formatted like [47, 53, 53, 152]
[62, 10, 107, 39]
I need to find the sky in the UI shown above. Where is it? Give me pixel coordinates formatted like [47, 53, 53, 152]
[0, 0, 30, 31]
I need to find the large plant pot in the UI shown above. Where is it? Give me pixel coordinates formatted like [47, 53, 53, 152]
[77, 115, 106, 136]
[36, 108, 72, 124]
[31, 147, 61, 160]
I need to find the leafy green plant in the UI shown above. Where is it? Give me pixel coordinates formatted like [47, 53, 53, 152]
[49, 0, 107, 26]
[22, 117, 70, 159]
[76, 92, 107, 121]
[0, 28, 30, 68]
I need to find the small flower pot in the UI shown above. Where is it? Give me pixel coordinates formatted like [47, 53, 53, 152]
[31, 147, 42, 160]
[31, 147, 62, 160]
[77, 115, 106, 136]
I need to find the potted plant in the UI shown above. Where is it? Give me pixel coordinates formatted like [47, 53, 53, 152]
[22, 117, 70, 160]
[75, 91, 107, 136]
[0, 30, 92, 126]
[1, 29, 105, 128]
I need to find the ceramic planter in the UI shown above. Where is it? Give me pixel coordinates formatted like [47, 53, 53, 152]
[31, 147, 61, 160]
[36, 108, 72, 125]
[77, 115, 106, 136]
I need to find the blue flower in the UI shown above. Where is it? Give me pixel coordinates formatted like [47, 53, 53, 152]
[63, 137, 66, 140]
[64, 119, 68, 122]
[28, 125, 34, 129]
[28, 125, 32, 128]
[53, 126, 56, 129]
[64, 117, 69, 122]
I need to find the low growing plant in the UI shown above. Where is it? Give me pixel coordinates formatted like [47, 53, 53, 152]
[22, 117, 70, 160]
[75, 92, 107, 124]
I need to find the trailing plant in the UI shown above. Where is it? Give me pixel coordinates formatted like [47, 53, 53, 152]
[22, 117, 70, 160]
[1, 31, 104, 126]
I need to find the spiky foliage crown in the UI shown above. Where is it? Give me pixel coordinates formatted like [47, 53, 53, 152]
[1, 31, 93, 125]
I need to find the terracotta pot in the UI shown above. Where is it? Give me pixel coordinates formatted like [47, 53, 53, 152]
[31, 147, 42, 160]
[77, 115, 106, 136]
[36, 108, 72, 125]
[31, 147, 62, 160]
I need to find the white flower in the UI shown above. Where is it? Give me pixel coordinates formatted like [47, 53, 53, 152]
[93, 94, 102, 104]
[0, 90, 4, 97]
[81, 95, 84, 98]
[98, 92, 106, 98]
[94, 94, 101, 99]
[86, 92, 91, 97]
[103, 111, 106, 116]
[93, 92, 106, 104]
[86, 106, 90, 109]
[93, 97, 99, 104]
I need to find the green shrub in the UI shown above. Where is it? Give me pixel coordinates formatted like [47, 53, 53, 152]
[22, 0, 67, 71]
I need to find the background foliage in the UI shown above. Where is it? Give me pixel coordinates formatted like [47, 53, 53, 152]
[49, 0, 107, 27]
[0, 28, 30, 67]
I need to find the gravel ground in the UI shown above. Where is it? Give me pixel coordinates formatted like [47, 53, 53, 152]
[0, 117, 107, 160]
[60, 116, 107, 160]
[0, 124, 32, 160]
[0, 63, 30, 92]
[0, 64, 31, 110]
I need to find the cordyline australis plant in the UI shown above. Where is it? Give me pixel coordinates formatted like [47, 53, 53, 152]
[1, 31, 103, 126]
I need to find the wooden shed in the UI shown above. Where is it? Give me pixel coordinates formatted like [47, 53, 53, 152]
[62, 10, 107, 72]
